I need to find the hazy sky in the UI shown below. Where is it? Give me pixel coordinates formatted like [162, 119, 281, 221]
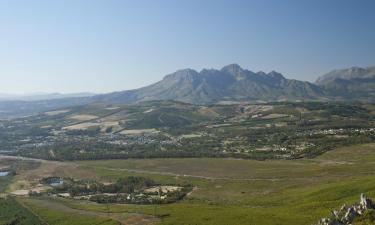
[0, 0, 374, 94]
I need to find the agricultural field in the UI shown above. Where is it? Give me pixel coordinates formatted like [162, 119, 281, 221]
[1, 143, 375, 225]
[0, 101, 374, 161]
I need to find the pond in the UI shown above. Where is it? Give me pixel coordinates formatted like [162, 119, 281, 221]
[49, 178, 64, 186]
[0, 171, 9, 177]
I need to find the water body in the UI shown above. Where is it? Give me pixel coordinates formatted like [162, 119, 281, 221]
[0, 171, 9, 177]
[49, 178, 64, 186]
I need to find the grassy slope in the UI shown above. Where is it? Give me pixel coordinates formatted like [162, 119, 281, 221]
[4, 143, 375, 225]
[0, 197, 42, 225]
[56, 175, 375, 225]
[21, 198, 119, 225]
[0, 176, 13, 193]
[66, 143, 375, 225]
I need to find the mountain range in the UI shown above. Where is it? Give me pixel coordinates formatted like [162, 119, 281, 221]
[0, 92, 95, 101]
[315, 66, 375, 100]
[93, 64, 325, 104]
[93, 64, 374, 104]
[0, 64, 373, 118]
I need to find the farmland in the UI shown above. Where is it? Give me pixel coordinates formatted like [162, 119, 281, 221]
[0, 101, 374, 161]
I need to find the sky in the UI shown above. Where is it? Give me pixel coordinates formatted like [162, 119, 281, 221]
[0, 0, 374, 94]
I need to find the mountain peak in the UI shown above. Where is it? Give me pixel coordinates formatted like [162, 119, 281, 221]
[176, 68, 197, 73]
[163, 68, 199, 80]
[267, 71, 285, 80]
[221, 64, 244, 74]
[316, 65, 375, 85]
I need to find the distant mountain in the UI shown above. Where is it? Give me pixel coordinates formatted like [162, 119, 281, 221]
[0, 92, 97, 118]
[1, 64, 374, 119]
[0, 97, 93, 119]
[94, 64, 325, 104]
[0, 92, 95, 101]
[315, 66, 375, 100]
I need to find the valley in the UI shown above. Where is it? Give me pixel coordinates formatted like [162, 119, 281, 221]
[2, 1, 374, 224]
[0, 101, 373, 161]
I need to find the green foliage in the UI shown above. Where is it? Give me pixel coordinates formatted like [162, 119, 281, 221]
[0, 176, 12, 193]
[0, 197, 42, 225]
[354, 209, 375, 225]
[45, 175, 191, 205]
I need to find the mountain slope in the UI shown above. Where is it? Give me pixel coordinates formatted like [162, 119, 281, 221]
[94, 64, 325, 104]
[316, 66, 375, 100]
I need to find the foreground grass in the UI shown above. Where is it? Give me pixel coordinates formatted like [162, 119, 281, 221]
[0, 176, 12, 193]
[76, 144, 375, 205]
[5, 143, 375, 225]
[56, 174, 375, 225]
[78, 144, 375, 181]
[41, 143, 369, 225]
[0, 197, 42, 225]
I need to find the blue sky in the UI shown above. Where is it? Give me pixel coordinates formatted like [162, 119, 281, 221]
[0, 0, 374, 94]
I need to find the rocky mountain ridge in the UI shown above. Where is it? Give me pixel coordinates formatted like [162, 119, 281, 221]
[93, 64, 326, 104]
[315, 66, 375, 100]
[0, 64, 374, 119]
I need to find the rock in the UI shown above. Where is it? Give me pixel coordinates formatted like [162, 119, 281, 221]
[343, 206, 358, 223]
[360, 193, 374, 209]
[314, 194, 375, 225]
[317, 217, 331, 225]
[332, 210, 340, 219]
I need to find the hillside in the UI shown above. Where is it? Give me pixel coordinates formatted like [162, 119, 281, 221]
[3, 142, 375, 225]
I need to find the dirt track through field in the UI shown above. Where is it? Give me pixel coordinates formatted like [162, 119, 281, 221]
[17, 198, 51, 225]
[1, 155, 370, 182]
[83, 161, 375, 182]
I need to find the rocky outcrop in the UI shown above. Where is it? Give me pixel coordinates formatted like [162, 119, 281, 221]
[316, 194, 374, 225]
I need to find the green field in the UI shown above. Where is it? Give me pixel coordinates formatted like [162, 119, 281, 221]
[0, 197, 42, 225]
[0, 176, 12, 193]
[21, 198, 119, 225]
[1, 143, 375, 225]
[64, 144, 375, 225]
[71, 143, 375, 224]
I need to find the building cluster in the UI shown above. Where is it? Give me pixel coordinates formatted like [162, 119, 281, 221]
[297, 128, 375, 136]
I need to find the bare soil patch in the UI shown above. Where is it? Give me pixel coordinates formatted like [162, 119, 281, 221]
[44, 110, 70, 116]
[69, 114, 99, 121]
